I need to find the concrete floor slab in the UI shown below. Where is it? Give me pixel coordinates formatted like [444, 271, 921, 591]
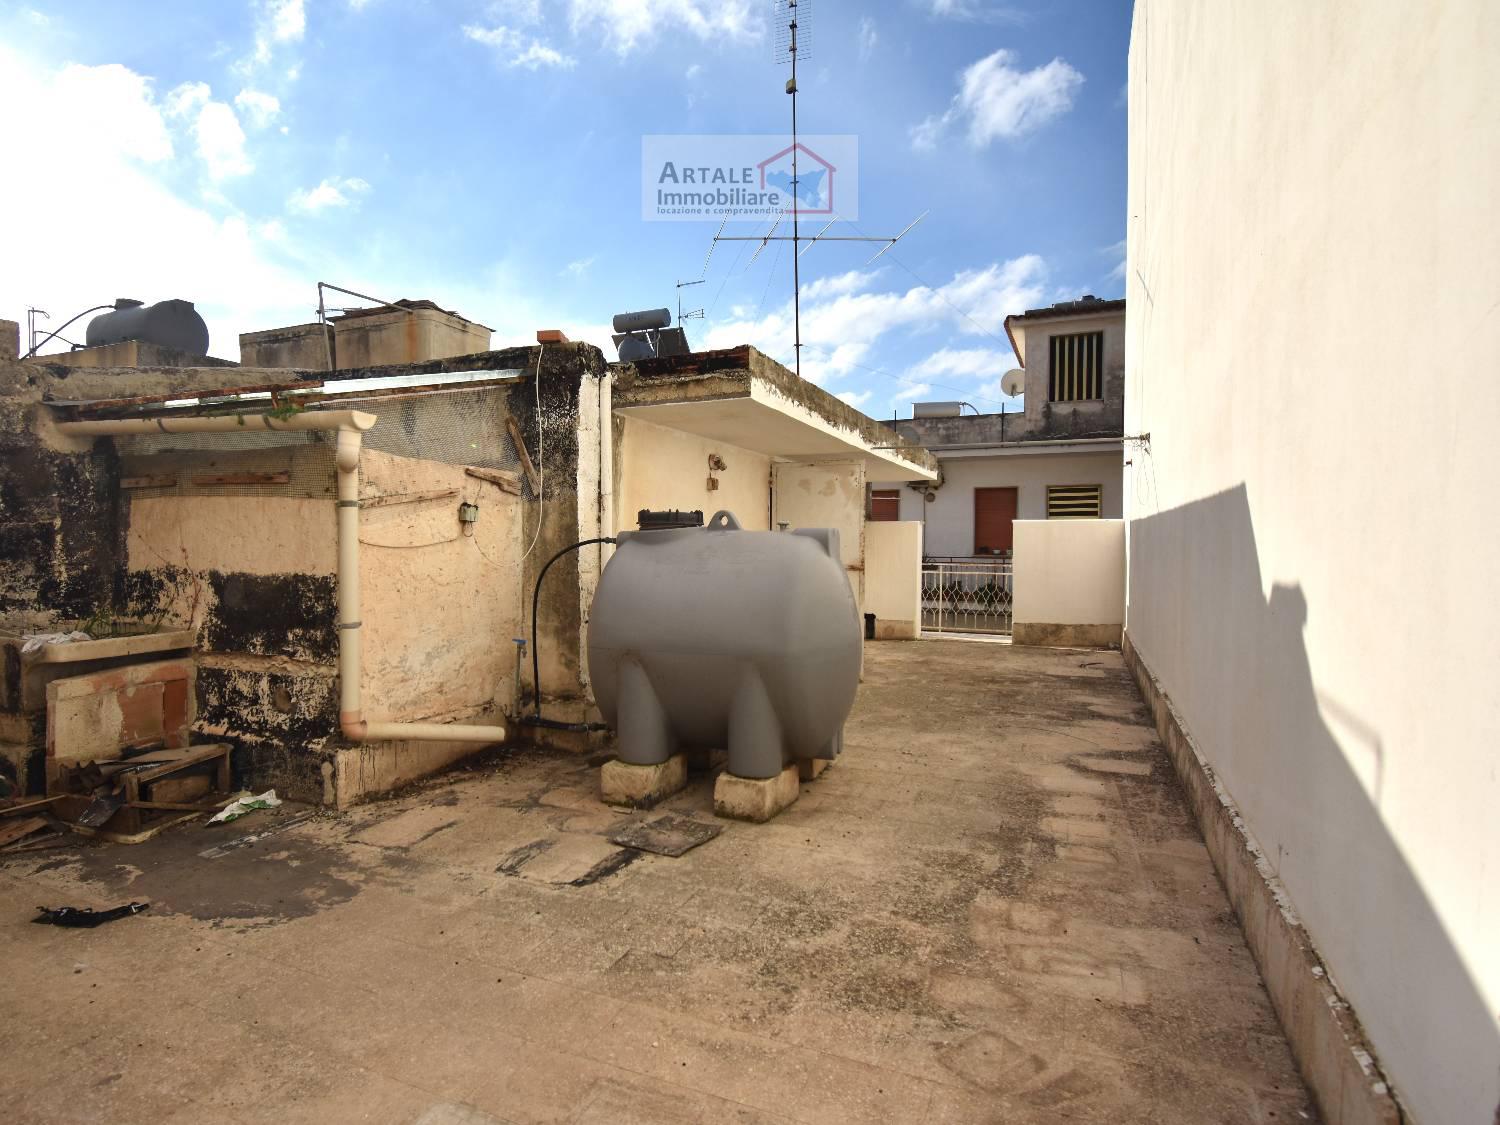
[0, 641, 1313, 1123]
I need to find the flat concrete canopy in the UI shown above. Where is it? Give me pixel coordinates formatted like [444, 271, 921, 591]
[1, 643, 1308, 1123]
[615, 346, 938, 483]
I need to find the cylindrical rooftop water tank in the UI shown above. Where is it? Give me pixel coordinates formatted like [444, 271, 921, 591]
[86, 298, 210, 356]
[913, 401, 963, 418]
[587, 510, 861, 780]
[612, 308, 671, 334]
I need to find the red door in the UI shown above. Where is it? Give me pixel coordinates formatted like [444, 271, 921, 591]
[973, 487, 1017, 555]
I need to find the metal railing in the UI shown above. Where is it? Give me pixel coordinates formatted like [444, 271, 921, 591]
[922, 560, 1014, 636]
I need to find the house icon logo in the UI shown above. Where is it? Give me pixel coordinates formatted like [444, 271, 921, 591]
[757, 143, 837, 216]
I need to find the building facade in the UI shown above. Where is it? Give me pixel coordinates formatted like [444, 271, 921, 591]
[872, 296, 1125, 559]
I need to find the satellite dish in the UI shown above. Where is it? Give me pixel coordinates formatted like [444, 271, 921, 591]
[1000, 368, 1025, 398]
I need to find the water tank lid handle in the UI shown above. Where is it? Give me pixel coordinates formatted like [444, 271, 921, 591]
[114, 298, 145, 309]
[706, 510, 742, 531]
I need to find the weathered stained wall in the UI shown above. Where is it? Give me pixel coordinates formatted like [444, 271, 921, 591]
[120, 459, 343, 800]
[0, 338, 608, 802]
[359, 450, 521, 722]
[0, 354, 122, 628]
[771, 461, 866, 603]
[1010, 309, 1125, 441]
[614, 415, 771, 532]
[239, 308, 492, 370]
[24, 340, 235, 369]
[1126, 3, 1499, 1121]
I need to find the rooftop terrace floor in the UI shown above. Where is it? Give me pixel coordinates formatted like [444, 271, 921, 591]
[1, 642, 1313, 1124]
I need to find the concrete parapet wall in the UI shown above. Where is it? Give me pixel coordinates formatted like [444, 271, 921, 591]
[1012, 519, 1124, 647]
[864, 520, 922, 639]
[1122, 632, 1400, 1125]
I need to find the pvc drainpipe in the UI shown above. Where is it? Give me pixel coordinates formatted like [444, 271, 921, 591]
[54, 410, 507, 746]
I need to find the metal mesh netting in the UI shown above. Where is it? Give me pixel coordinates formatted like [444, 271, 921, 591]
[116, 382, 530, 502]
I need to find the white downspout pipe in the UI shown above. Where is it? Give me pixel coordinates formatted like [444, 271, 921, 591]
[56, 410, 507, 746]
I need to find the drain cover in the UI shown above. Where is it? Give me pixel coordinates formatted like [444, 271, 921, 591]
[607, 812, 722, 857]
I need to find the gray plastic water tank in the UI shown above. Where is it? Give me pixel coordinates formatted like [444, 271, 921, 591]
[587, 510, 861, 779]
[86, 298, 210, 356]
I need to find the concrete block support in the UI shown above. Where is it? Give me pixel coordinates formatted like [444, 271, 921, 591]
[600, 752, 688, 808]
[713, 764, 800, 822]
[797, 757, 831, 781]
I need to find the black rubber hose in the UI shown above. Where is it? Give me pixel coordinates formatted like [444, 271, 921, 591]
[23, 305, 113, 358]
[531, 536, 617, 720]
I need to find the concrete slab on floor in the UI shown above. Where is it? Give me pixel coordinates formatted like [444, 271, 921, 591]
[0, 642, 1314, 1124]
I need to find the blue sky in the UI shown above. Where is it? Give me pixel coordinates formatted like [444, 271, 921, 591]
[0, 0, 1128, 417]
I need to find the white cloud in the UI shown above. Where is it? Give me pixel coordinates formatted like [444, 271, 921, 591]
[255, 0, 305, 62]
[49, 64, 176, 164]
[165, 80, 210, 119]
[561, 256, 596, 278]
[0, 48, 318, 361]
[685, 63, 701, 80]
[913, 48, 1083, 150]
[463, 24, 577, 69]
[166, 81, 251, 179]
[494, 0, 544, 21]
[288, 176, 372, 213]
[234, 88, 281, 129]
[702, 255, 1046, 386]
[918, 346, 1015, 380]
[857, 17, 877, 61]
[568, 0, 760, 56]
[195, 102, 253, 179]
[837, 389, 873, 408]
[22, 8, 48, 25]
[927, 0, 1026, 22]
[1104, 238, 1127, 282]
[801, 270, 881, 302]
[888, 381, 930, 409]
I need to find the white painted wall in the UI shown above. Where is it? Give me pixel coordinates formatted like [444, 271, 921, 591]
[615, 415, 771, 532]
[863, 521, 923, 639]
[1012, 520, 1124, 627]
[1127, 4, 1500, 1122]
[874, 448, 1122, 557]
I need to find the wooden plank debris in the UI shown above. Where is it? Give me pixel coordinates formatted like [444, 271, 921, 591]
[505, 416, 541, 493]
[362, 488, 459, 510]
[464, 467, 523, 495]
[122, 474, 178, 489]
[191, 471, 290, 487]
[0, 816, 49, 849]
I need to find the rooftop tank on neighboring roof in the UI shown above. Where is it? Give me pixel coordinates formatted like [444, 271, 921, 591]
[913, 401, 964, 418]
[86, 298, 209, 357]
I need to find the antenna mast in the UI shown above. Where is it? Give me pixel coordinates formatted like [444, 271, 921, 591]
[711, 0, 926, 382]
[785, 0, 804, 380]
[676, 278, 705, 327]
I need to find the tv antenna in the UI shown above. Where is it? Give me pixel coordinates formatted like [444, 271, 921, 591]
[709, 0, 926, 381]
[676, 278, 705, 325]
[26, 307, 49, 355]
